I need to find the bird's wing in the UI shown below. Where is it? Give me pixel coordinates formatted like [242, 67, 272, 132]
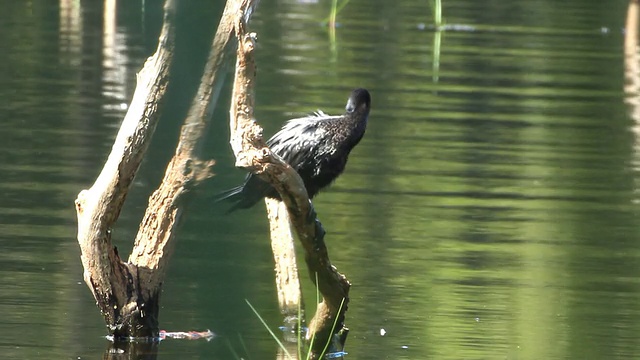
[267, 114, 339, 169]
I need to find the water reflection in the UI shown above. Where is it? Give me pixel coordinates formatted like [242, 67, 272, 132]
[102, 0, 131, 113]
[59, 0, 82, 63]
[624, 0, 640, 205]
[1, 0, 640, 359]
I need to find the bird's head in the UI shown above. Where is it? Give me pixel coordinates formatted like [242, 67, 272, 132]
[345, 88, 371, 115]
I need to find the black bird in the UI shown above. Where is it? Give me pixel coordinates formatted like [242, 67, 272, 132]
[219, 88, 371, 212]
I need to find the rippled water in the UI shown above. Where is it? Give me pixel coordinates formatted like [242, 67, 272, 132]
[1, 0, 639, 359]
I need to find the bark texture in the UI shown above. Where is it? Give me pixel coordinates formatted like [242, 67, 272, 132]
[75, 0, 177, 338]
[229, 11, 350, 359]
[76, 0, 257, 340]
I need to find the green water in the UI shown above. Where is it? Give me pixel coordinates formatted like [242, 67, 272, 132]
[1, 0, 639, 359]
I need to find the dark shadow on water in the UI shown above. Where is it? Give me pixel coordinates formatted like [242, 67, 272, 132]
[104, 341, 159, 360]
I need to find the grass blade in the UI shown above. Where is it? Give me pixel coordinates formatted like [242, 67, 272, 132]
[245, 299, 293, 360]
[319, 297, 346, 358]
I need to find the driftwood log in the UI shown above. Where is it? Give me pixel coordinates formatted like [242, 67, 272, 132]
[75, 0, 257, 340]
[229, 11, 351, 359]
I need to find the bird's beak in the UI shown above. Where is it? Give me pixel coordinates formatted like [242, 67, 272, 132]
[346, 98, 356, 113]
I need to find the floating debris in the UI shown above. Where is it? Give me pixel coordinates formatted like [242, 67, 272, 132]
[106, 329, 215, 342]
[159, 329, 216, 341]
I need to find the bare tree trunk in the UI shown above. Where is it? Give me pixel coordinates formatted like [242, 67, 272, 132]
[75, 0, 177, 339]
[76, 0, 258, 343]
[229, 11, 350, 360]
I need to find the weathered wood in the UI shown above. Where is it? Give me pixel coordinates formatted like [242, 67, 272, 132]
[75, 0, 177, 338]
[76, 0, 258, 341]
[229, 10, 350, 359]
[127, 0, 257, 295]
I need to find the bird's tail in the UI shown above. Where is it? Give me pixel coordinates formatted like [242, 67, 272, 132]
[215, 186, 246, 213]
[216, 176, 276, 213]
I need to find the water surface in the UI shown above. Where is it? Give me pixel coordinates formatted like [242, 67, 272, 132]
[0, 0, 638, 359]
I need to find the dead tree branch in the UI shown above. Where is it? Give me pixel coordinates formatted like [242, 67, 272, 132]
[76, 0, 258, 340]
[127, 0, 259, 284]
[229, 10, 350, 359]
[75, 0, 177, 338]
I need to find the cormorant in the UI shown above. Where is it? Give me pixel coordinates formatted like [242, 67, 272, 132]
[219, 88, 371, 212]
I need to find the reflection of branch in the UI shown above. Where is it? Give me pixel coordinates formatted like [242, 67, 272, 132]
[230, 6, 350, 359]
[626, 1, 639, 59]
[265, 198, 305, 327]
[625, 1, 640, 133]
[623, 1, 640, 199]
